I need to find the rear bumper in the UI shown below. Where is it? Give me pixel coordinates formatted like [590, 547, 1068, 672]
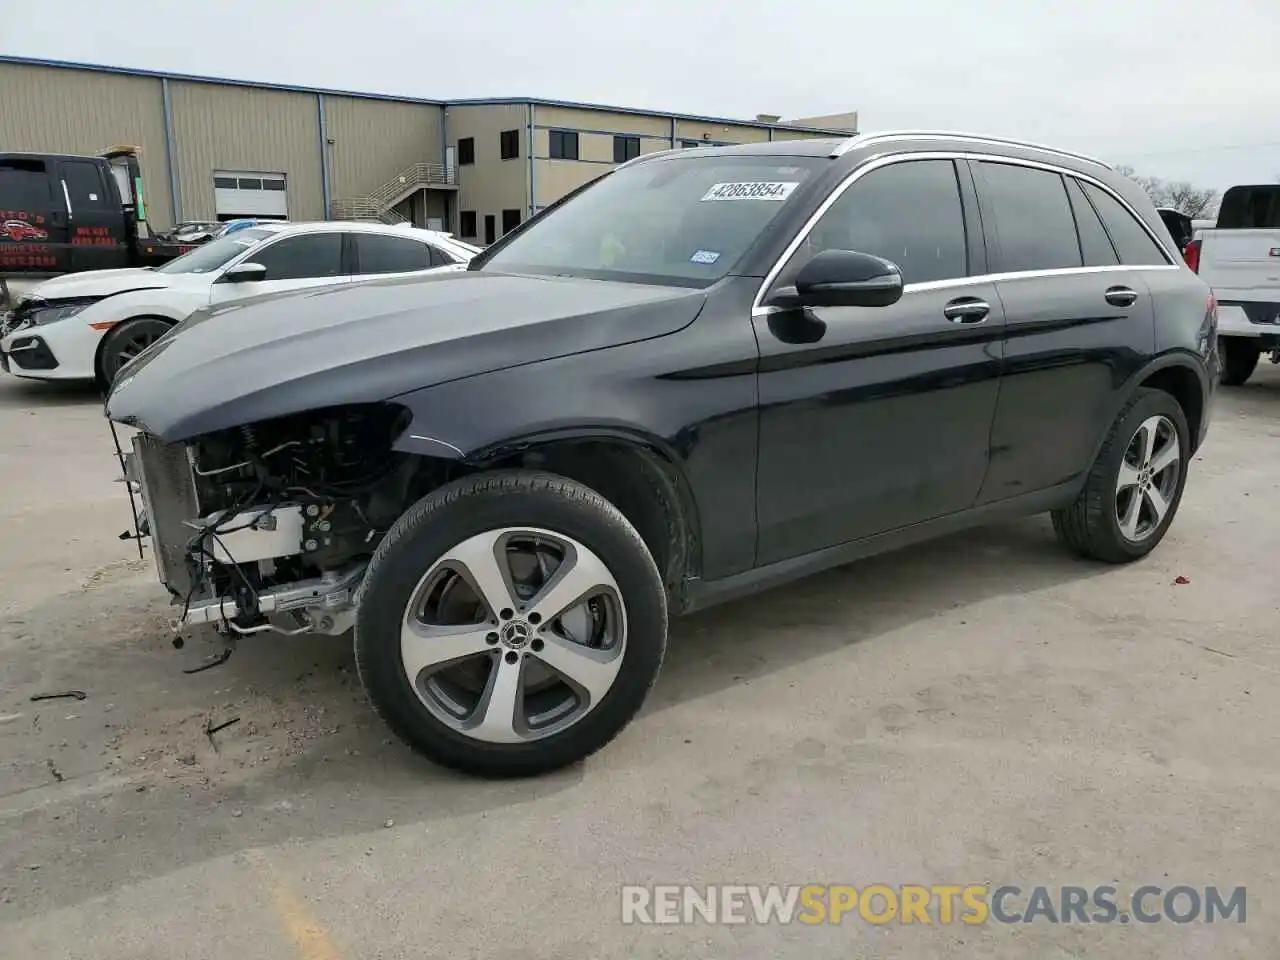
[1216, 300, 1280, 339]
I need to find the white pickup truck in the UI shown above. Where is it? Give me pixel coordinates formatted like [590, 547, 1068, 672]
[1188, 184, 1280, 385]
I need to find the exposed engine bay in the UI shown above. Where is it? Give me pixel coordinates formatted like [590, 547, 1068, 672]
[120, 403, 450, 638]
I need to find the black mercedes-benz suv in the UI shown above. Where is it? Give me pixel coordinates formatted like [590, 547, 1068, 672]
[104, 131, 1218, 778]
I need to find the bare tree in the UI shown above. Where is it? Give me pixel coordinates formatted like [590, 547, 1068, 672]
[1115, 164, 1219, 218]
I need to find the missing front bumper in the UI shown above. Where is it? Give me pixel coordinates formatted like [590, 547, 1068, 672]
[178, 562, 366, 636]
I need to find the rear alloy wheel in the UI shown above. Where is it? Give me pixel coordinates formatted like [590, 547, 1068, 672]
[355, 471, 667, 778]
[1051, 388, 1190, 563]
[1218, 338, 1259, 386]
[98, 317, 171, 387]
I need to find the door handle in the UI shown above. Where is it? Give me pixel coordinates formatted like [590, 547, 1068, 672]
[1105, 286, 1139, 307]
[943, 297, 990, 323]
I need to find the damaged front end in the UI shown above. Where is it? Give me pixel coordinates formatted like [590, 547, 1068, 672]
[116, 402, 447, 639]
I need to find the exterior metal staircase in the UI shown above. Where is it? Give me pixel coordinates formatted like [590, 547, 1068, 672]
[331, 161, 455, 223]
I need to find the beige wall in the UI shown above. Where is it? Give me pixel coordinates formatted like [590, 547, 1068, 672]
[324, 96, 443, 201]
[0, 62, 174, 227]
[785, 111, 858, 132]
[533, 161, 611, 209]
[771, 127, 838, 141]
[170, 81, 324, 222]
[446, 103, 529, 242]
[535, 106, 672, 140]
[674, 120, 769, 145]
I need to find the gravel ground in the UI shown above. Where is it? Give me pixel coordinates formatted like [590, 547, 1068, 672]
[0, 368, 1277, 959]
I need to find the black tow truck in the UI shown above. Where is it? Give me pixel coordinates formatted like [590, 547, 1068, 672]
[0, 146, 200, 305]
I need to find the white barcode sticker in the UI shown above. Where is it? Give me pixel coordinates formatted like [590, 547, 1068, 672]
[700, 181, 799, 202]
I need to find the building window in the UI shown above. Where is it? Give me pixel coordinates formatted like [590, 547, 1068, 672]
[679, 140, 702, 149]
[613, 135, 641, 163]
[458, 138, 475, 165]
[502, 209, 521, 235]
[459, 210, 477, 238]
[500, 129, 520, 161]
[484, 214, 496, 245]
[548, 130, 579, 161]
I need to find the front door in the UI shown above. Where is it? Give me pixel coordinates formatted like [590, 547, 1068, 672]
[754, 157, 1004, 564]
[969, 160, 1163, 502]
[58, 158, 129, 271]
[208, 230, 350, 306]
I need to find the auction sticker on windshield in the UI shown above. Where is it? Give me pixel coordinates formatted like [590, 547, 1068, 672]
[700, 181, 799, 202]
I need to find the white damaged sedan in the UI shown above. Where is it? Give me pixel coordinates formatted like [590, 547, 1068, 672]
[0, 221, 478, 386]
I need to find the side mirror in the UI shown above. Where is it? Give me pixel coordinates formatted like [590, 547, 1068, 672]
[220, 262, 267, 283]
[776, 249, 904, 308]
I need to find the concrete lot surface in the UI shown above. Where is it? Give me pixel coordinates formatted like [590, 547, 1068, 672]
[1, 369, 1278, 959]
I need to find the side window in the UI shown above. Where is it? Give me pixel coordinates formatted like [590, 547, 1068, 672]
[1064, 177, 1118, 267]
[786, 159, 968, 285]
[248, 233, 344, 280]
[355, 234, 431, 274]
[61, 160, 113, 211]
[0, 160, 53, 209]
[978, 162, 1081, 273]
[426, 244, 458, 267]
[1080, 182, 1170, 266]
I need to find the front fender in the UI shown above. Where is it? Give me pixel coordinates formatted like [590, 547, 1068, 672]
[78, 287, 202, 332]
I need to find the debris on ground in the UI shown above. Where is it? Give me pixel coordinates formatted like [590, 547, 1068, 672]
[29, 690, 86, 702]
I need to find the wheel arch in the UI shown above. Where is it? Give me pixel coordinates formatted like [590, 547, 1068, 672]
[92, 313, 178, 386]
[396, 424, 703, 601]
[1091, 351, 1209, 467]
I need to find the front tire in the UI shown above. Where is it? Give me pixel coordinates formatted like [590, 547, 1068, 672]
[1218, 338, 1259, 386]
[97, 317, 172, 388]
[354, 470, 668, 778]
[1051, 388, 1190, 563]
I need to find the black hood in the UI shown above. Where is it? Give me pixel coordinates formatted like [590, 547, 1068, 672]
[105, 271, 706, 441]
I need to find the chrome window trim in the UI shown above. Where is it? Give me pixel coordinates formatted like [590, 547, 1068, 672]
[750, 150, 1176, 318]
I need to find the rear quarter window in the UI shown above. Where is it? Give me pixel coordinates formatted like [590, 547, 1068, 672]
[1080, 182, 1170, 266]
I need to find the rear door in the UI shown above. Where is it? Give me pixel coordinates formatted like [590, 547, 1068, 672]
[972, 159, 1161, 503]
[754, 156, 1004, 562]
[207, 230, 350, 305]
[0, 156, 67, 274]
[58, 158, 129, 271]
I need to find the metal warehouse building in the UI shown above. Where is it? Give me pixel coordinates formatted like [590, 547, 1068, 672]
[0, 55, 856, 244]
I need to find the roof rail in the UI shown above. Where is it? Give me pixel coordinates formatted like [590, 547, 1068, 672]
[829, 130, 1112, 169]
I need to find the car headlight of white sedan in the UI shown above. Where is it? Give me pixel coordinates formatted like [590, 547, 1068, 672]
[27, 298, 103, 326]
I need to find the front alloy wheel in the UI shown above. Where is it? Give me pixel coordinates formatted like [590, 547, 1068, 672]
[402, 527, 627, 744]
[355, 470, 667, 778]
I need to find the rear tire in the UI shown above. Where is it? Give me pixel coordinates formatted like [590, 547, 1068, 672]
[1051, 388, 1190, 564]
[1218, 338, 1259, 386]
[97, 317, 172, 389]
[354, 470, 668, 778]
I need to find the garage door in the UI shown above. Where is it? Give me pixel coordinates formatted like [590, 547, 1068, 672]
[213, 171, 288, 220]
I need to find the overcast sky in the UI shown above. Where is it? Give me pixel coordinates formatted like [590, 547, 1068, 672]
[4, 0, 1278, 191]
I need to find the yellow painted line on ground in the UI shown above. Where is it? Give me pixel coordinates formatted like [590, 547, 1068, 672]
[245, 850, 344, 960]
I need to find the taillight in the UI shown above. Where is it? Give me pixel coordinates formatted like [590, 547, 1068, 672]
[1183, 238, 1201, 273]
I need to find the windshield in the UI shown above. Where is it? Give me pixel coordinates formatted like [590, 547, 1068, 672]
[154, 227, 275, 274]
[480, 154, 825, 285]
